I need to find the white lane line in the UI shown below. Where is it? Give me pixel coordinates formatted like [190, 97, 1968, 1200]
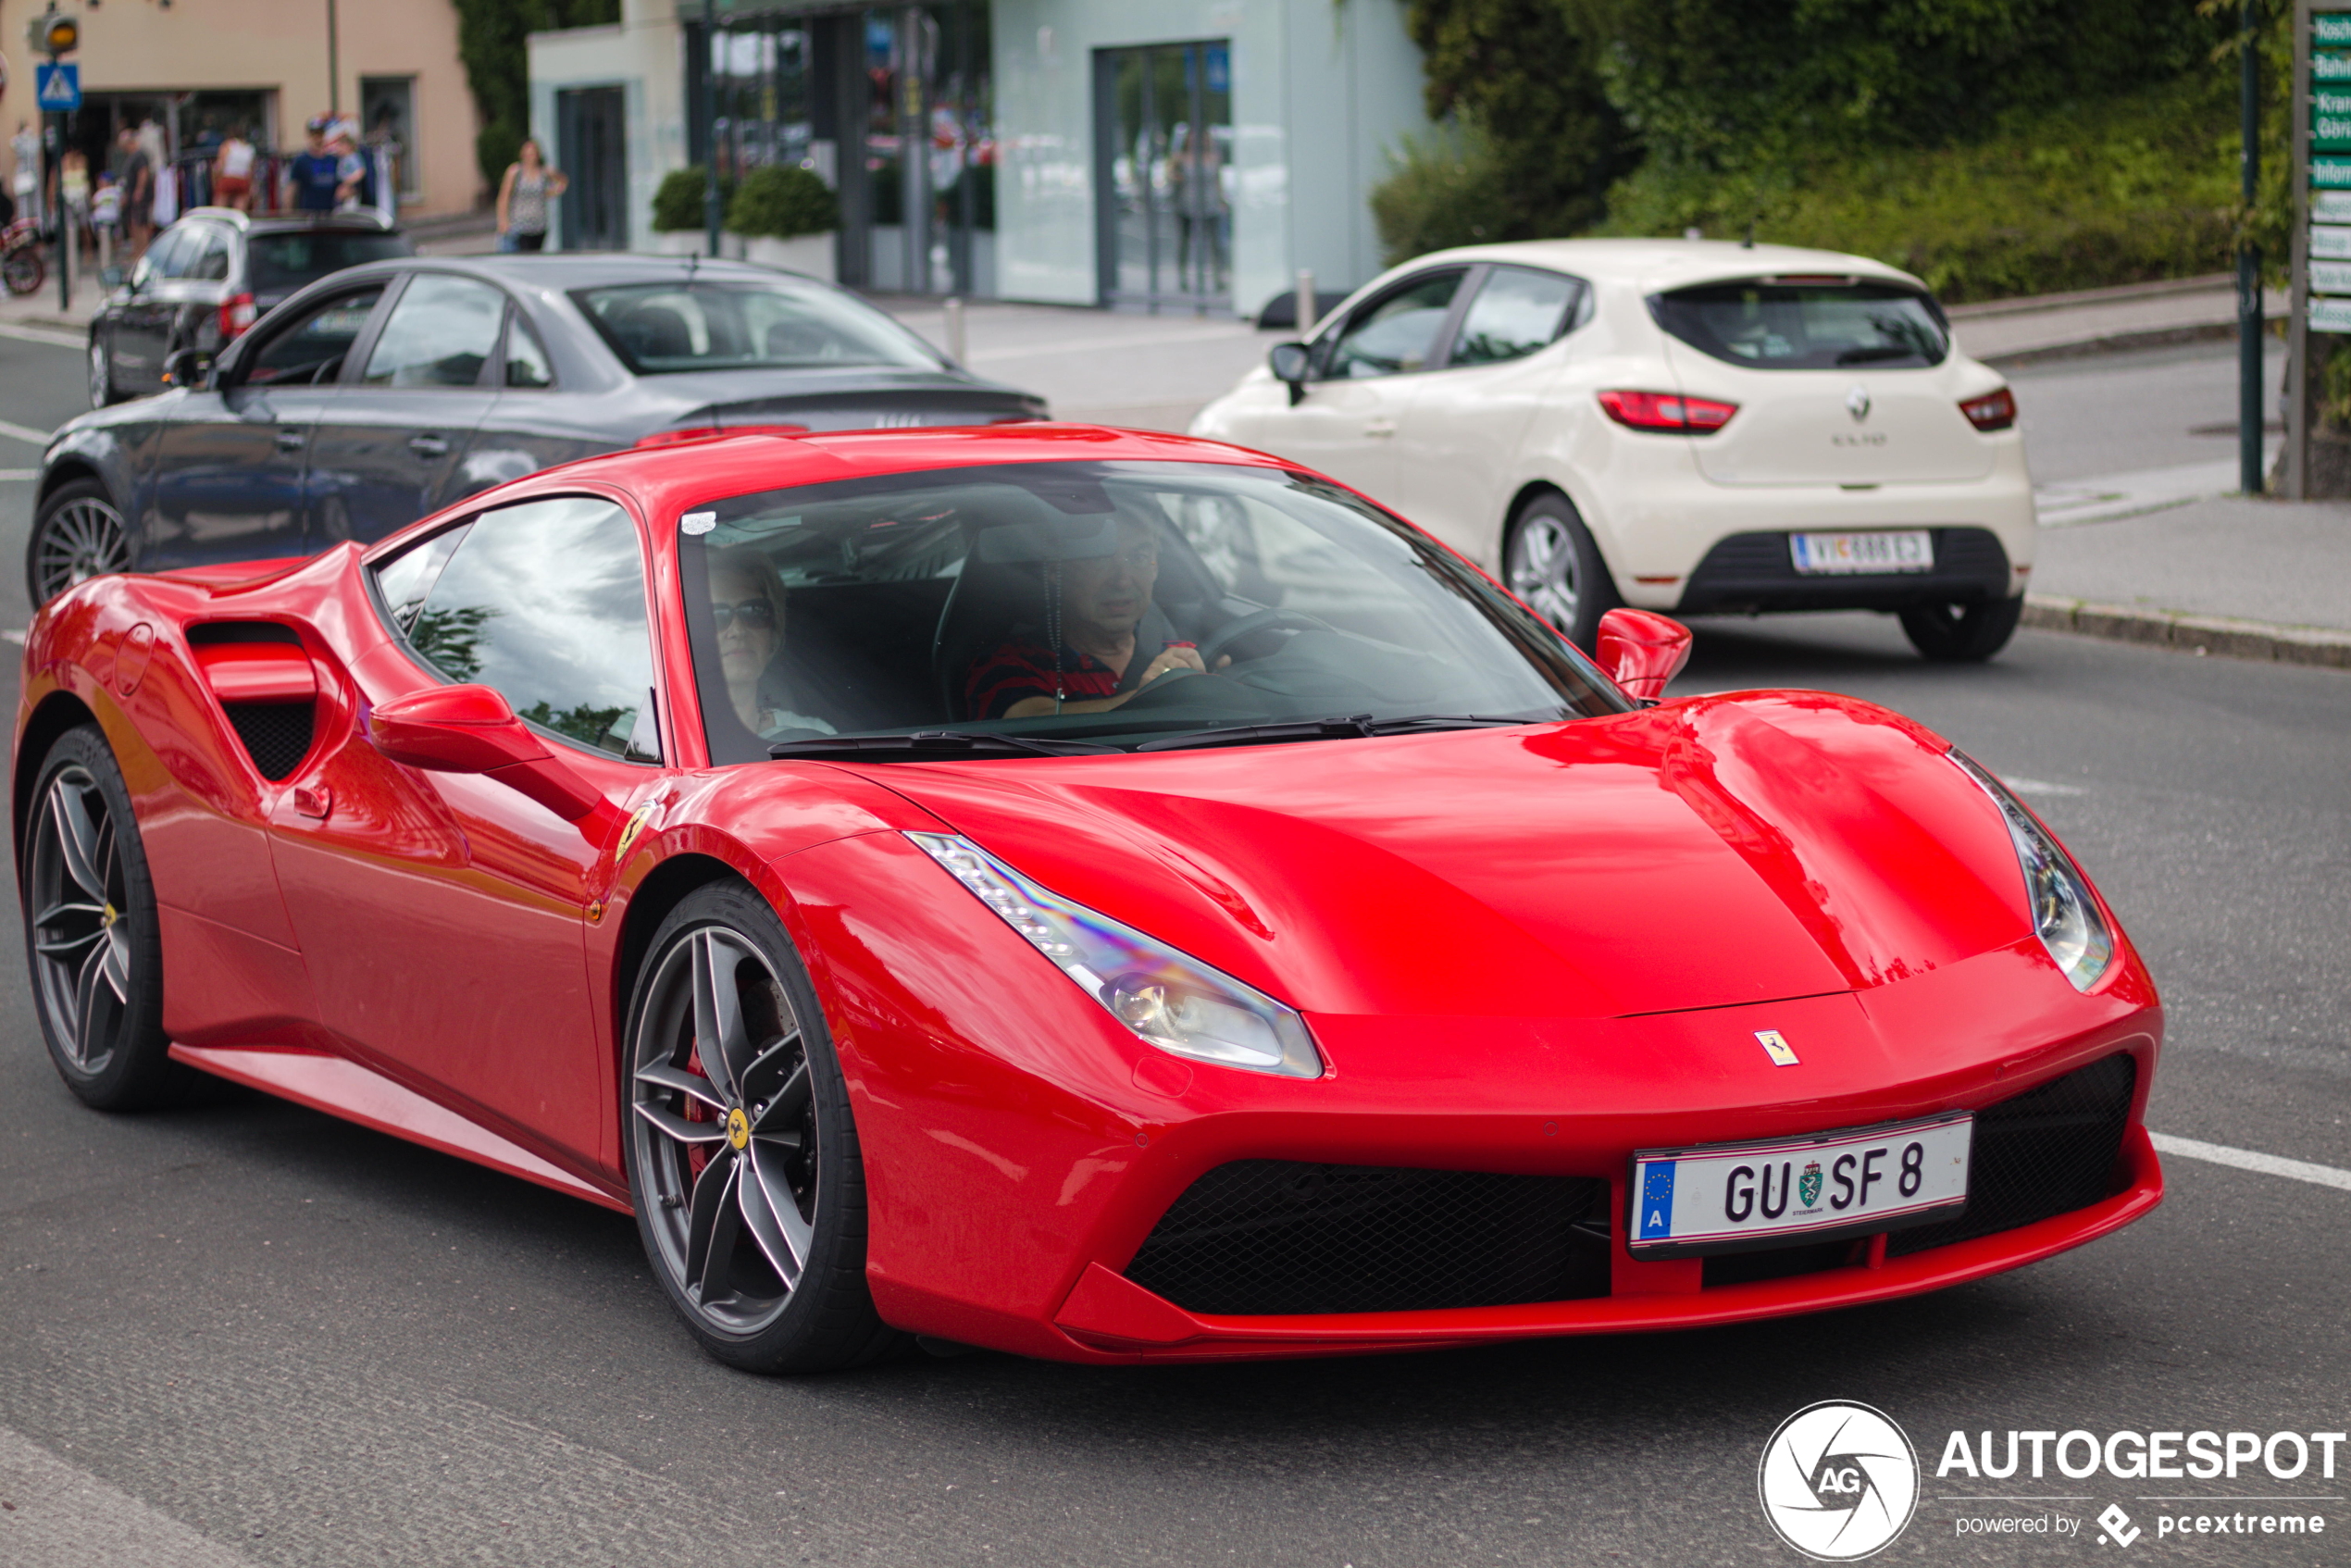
[2152, 1132, 2351, 1191]
[0, 417, 54, 448]
[0, 468, 37, 481]
[0, 319, 86, 350]
[2001, 776, 2090, 796]
[0, 1421, 257, 1566]
[3, 629, 25, 645]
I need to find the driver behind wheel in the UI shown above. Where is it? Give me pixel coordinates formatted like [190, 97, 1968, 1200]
[709, 548, 837, 740]
[964, 516, 1225, 719]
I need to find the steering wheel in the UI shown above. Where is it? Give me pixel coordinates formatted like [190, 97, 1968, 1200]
[1196, 607, 1337, 667]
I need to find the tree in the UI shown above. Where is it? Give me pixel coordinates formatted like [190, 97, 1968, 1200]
[452, 0, 621, 195]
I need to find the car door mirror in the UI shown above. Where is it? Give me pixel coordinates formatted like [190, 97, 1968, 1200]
[128, 256, 154, 293]
[1268, 341, 1310, 406]
[162, 347, 215, 390]
[367, 683, 604, 820]
[1595, 608, 1693, 703]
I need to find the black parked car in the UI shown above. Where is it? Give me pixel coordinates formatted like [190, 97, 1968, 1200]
[33, 255, 1049, 603]
[87, 208, 412, 405]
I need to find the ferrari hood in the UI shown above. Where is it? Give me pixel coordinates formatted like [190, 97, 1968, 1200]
[852, 693, 2034, 1020]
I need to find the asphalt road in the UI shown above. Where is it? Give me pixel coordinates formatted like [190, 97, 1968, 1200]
[0, 330, 2345, 1568]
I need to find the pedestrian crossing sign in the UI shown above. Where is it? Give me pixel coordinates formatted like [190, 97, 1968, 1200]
[35, 62, 80, 112]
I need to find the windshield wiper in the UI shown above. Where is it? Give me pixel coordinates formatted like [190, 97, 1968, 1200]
[1131, 713, 1540, 753]
[768, 730, 1120, 761]
[1834, 344, 1925, 365]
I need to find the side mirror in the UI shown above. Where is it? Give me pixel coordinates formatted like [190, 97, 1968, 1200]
[367, 683, 604, 820]
[1268, 341, 1310, 406]
[1595, 608, 1693, 703]
[129, 257, 154, 293]
[162, 347, 215, 390]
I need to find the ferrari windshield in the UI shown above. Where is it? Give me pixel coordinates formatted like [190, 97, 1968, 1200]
[679, 460, 1624, 763]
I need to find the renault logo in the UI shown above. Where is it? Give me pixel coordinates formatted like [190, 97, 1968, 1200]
[1846, 385, 1872, 423]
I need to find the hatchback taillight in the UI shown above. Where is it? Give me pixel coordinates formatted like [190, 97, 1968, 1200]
[1597, 389, 1739, 433]
[632, 423, 810, 449]
[1959, 387, 2017, 431]
[218, 292, 257, 341]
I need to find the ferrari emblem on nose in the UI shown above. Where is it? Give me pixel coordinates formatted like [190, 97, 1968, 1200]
[1845, 385, 1872, 423]
[1756, 1029, 1800, 1066]
[726, 1107, 750, 1150]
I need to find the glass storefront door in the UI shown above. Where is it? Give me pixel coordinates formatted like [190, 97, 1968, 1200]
[1095, 41, 1231, 312]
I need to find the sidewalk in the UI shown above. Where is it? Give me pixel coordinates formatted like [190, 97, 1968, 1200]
[1949, 274, 2286, 367]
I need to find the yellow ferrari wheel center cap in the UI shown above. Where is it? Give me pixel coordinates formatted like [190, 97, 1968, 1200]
[101, 902, 117, 928]
[726, 1107, 750, 1151]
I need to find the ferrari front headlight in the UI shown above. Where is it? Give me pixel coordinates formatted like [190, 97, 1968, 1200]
[909, 833, 1325, 1078]
[1950, 753, 2113, 991]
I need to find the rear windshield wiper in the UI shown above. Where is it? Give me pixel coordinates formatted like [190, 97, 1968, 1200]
[1131, 713, 1541, 753]
[768, 730, 1120, 761]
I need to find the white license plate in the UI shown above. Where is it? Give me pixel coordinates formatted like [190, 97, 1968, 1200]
[1789, 530, 1934, 574]
[1627, 1114, 1972, 1256]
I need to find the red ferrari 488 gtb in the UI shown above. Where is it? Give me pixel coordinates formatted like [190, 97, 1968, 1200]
[13, 426, 2161, 1370]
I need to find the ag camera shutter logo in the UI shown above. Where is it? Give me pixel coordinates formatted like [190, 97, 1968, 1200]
[1758, 1400, 1921, 1560]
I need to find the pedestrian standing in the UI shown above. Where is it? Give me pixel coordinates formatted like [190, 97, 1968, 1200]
[55, 145, 91, 257]
[10, 121, 39, 229]
[495, 139, 566, 253]
[113, 128, 154, 258]
[214, 124, 256, 212]
[286, 117, 343, 214]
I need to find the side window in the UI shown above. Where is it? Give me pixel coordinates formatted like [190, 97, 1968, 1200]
[143, 228, 194, 282]
[1320, 271, 1465, 380]
[362, 275, 507, 389]
[504, 311, 554, 389]
[189, 229, 233, 282]
[241, 288, 385, 386]
[1445, 267, 1584, 369]
[398, 496, 660, 761]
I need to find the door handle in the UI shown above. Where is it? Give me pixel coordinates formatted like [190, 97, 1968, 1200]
[275, 429, 306, 451]
[408, 433, 451, 458]
[1363, 419, 1397, 439]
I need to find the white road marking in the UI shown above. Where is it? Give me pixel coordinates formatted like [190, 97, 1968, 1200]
[2000, 776, 2090, 796]
[2, 630, 25, 645]
[0, 320, 86, 351]
[0, 1421, 257, 1566]
[0, 468, 37, 481]
[0, 417, 54, 448]
[2152, 1132, 2351, 1192]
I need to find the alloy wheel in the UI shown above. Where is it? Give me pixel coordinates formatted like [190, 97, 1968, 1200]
[33, 495, 131, 602]
[1508, 512, 1580, 630]
[28, 765, 134, 1076]
[88, 338, 110, 406]
[628, 925, 818, 1337]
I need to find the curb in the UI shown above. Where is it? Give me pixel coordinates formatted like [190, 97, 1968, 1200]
[2022, 594, 2351, 669]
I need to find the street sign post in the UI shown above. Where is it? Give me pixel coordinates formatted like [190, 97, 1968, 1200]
[33, 59, 78, 112]
[2287, 1, 2351, 494]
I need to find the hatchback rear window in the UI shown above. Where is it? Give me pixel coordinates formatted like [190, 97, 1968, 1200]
[248, 230, 413, 294]
[1652, 280, 1948, 370]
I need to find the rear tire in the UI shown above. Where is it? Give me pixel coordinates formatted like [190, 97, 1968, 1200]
[23, 725, 181, 1110]
[1899, 594, 2024, 662]
[88, 334, 119, 407]
[623, 881, 902, 1374]
[1504, 492, 1621, 653]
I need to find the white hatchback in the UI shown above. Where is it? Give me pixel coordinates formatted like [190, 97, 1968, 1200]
[1190, 239, 2034, 660]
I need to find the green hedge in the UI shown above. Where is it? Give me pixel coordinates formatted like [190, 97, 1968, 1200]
[651, 167, 728, 232]
[726, 165, 840, 239]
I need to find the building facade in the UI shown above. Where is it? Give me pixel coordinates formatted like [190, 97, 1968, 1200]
[0, 0, 481, 219]
[527, 0, 1425, 315]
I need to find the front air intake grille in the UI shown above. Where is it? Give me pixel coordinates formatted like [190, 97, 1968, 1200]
[1887, 1052, 2136, 1257]
[223, 701, 315, 781]
[1124, 1162, 1611, 1316]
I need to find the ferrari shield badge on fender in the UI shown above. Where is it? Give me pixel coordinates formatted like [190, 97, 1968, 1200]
[1756, 1029, 1800, 1066]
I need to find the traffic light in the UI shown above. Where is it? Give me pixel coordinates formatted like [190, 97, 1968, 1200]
[27, 11, 80, 56]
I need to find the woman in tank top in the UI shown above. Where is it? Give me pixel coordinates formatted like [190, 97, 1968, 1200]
[496, 139, 567, 254]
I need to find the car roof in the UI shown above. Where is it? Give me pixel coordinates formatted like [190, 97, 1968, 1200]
[336, 254, 829, 291]
[1375, 237, 1928, 295]
[177, 205, 402, 237]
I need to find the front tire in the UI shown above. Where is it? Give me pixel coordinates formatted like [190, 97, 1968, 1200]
[1505, 492, 1621, 653]
[23, 725, 178, 1110]
[29, 479, 131, 607]
[1900, 595, 2024, 662]
[623, 881, 900, 1374]
[88, 334, 118, 407]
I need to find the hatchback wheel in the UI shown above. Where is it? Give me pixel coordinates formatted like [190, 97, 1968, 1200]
[25, 726, 180, 1109]
[1900, 595, 2023, 662]
[624, 882, 901, 1373]
[29, 479, 131, 606]
[88, 335, 117, 407]
[1505, 492, 1620, 653]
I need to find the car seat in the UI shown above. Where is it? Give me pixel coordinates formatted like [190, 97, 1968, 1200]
[616, 305, 693, 360]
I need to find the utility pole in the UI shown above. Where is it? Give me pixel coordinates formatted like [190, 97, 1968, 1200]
[327, 0, 340, 114]
[702, 0, 721, 257]
[2242, 0, 2266, 494]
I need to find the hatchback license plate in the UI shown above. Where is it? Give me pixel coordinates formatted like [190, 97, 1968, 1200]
[1790, 530, 1934, 574]
[1627, 1114, 1972, 1257]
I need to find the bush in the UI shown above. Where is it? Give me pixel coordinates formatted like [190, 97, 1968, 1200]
[652, 167, 728, 232]
[1370, 123, 1516, 267]
[1596, 77, 2241, 303]
[726, 165, 840, 239]
[476, 122, 524, 199]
